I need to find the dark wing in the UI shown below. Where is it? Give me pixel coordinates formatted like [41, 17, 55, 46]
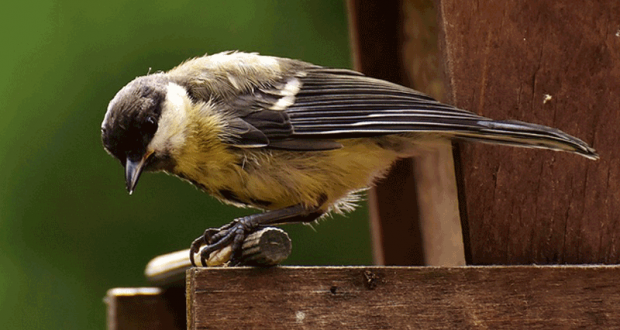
[225, 66, 597, 159]
[287, 67, 485, 138]
[224, 66, 486, 150]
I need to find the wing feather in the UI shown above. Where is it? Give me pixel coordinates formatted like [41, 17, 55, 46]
[203, 63, 596, 158]
[287, 67, 488, 136]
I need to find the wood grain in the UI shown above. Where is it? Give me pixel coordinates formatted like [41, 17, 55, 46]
[436, 0, 620, 264]
[401, 0, 465, 266]
[187, 266, 620, 329]
[348, 0, 466, 266]
[347, 0, 425, 266]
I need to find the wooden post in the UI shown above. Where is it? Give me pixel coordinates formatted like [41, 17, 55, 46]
[347, 0, 424, 266]
[436, 0, 620, 264]
[105, 288, 185, 330]
[347, 0, 466, 267]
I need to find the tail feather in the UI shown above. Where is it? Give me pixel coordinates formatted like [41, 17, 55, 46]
[456, 120, 598, 160]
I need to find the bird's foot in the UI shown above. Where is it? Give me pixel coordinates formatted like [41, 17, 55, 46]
[189, 217, 257, 267]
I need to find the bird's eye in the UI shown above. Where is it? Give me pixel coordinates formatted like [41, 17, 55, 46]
[144, 116, 158, 134]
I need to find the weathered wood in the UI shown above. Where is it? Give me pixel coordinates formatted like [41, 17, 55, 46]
[347, 0, 465, 266]
[436, 0, 620, 264]
[239, 227, 292, 266]
[145, 227, 292, 286]
[105, 287, 185, 330]
[187, 265, 620, 329]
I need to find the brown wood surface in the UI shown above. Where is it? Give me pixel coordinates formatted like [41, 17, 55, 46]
[347, 0, 425, 266]
[187, 266, 620, 329]
[401, 0, 465, 266]
[240, 227, 292, 266]
[105, 287, 185, 330]
[348, 0, 466, 266]
[436, 0, 620, 264]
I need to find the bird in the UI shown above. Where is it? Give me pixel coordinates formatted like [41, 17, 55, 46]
[101, 51, 598, 266]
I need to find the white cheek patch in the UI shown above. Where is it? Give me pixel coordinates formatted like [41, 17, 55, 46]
[147, 82, 190, 153]
[165, 83, 188, 112]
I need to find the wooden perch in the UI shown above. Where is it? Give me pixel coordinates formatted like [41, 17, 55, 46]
[239, 226, 292, 266]
[145, 227, 292, 286]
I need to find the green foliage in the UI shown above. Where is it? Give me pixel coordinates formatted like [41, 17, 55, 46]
[0, 1, 371, 329]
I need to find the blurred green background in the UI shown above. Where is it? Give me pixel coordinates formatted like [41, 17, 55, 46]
[0, 1, 373, 328]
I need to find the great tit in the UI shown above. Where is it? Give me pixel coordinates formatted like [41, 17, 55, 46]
[101, 51, 598, 266]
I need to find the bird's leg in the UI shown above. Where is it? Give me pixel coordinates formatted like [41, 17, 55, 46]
[190, 204, 324, 266]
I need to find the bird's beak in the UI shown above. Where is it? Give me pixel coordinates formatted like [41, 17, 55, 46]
[125, 151, 153, 195]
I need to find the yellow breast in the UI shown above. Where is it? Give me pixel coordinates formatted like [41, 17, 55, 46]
[174, 135, 399, 213]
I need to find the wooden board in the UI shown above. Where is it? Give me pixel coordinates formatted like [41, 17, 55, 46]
[436, 0, 620, 264]
[105, 287, 185, 330]
[186, 266, 620, 329]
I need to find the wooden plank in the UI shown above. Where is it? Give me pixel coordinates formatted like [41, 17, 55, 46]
[105, 287, 185, 330]
[436, 0, 620, 264]
[187, 266, 620, 329]
[347, 0, 465, 266]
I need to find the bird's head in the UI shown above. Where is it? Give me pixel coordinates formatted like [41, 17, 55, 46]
[102, 74, 188, 194]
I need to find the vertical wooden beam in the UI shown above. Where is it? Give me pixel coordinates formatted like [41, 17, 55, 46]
[401, 0, 465, 266]
[436, 0, 620, 264]
[347, 0, 425, 266]
[347, 0, 465, 266]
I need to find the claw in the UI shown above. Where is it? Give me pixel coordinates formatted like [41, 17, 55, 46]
[189, 235, 206, 267]
[189, 220, 254, 267]
[189, 204, 322, 267]
[199, 229, 237, 261]
[202, 228, 220, 245]
[188, 206, 316, 267]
